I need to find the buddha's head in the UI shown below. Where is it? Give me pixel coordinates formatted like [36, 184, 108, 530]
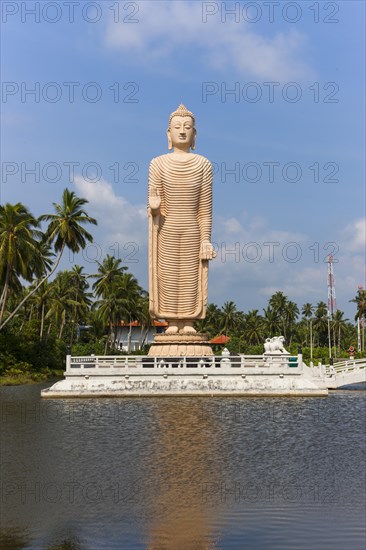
[167, 104, 196, 151]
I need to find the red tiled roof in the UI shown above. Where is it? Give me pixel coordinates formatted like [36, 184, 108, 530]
[209, 335, 230, 344]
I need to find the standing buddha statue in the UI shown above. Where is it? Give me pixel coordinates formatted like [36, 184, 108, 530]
[148, 104, 215, 337]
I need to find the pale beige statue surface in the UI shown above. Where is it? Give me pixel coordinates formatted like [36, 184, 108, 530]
[148, 104, 215, 339]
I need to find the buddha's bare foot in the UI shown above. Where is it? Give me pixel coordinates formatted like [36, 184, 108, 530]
[166, 324, 179, 334]
[182, 324, 196, 334]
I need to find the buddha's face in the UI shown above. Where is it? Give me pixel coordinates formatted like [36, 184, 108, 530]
[168, 116, 196, 150]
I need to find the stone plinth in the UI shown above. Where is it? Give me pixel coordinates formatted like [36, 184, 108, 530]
[148, 333, 213, 357]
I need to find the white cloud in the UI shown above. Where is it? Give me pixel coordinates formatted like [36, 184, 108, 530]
[222, 217, 243, 233]
[103, 1, 312, 80]
[341, 218, 366, 253]
[260, 267, 324, 300]
[74, 176, 147, 247]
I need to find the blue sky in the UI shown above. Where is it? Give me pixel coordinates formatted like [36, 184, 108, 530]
[1, 0, 365, 319]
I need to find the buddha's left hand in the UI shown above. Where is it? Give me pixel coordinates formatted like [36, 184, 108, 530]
[200, 241, 216, 260]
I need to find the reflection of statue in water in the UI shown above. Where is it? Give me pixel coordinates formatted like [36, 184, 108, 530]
[145, 401, 221, 549]
[148, 104, 215, 335]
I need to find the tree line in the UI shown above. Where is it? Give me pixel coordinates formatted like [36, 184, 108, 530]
[0, 189, 365, 380]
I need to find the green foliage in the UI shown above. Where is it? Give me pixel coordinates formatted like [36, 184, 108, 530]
[71, 341, 107, 356]
[0, 320, 66, 374]
[0, 351, 32, 376]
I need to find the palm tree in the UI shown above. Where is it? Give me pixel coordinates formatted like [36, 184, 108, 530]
[350, 288, 366, 351]
[301, 303, 313, 347]
[88, 309, 106, 343]
[136, 294, 152, 350]
[332, 310, 349, 354]
[32, 280, 53, 340]
[221, 301, 237, 336]
[285, 300, 299, 344]
[302, 303, 313, 319]
[94, 289, 124, 353]
[116, 272, 143, 353]
[30, 239, 55, 279]
[93, 263, 144, 353]
[67, 265, 91, 344]
[92, 256, 131, 352]
[263, 306, 281, 336]
[313, 301, 328, 347]
[45, 271, 75, 339]
[92, 255, 127, 298]
[0, 189, 97, 330]
[350, 288, 366, 321]
[269, 291, 288, 337]
[195, 303, 222, 337]
[0, 203, 41, 324]
[243, 309, 264, 345]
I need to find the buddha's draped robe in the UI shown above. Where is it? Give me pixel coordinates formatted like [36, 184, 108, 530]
[148, 154, 213, 319]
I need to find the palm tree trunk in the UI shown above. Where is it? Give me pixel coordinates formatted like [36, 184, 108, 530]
[104, 325, 112, 355]
[19, 318, 25, 334]
[0, 285, 6, 306]
[0, 274, 9, 306]
[0, 241, 65, 330]
[138, 324, 144, 349]
[0, 284, 9, 326]
[0, 266, 11, 324]
[142, 325, 150, 347]
[338, 326, 341, 355]
[40, 302, 45, 341]
[58, 317, 65, 339]
[310, 321, 313, 360]
[46, 322, 52, 343]
[104, 320, 113, 355]
[127, 321, 133, 354]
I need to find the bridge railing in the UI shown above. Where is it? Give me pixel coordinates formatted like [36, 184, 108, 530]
[326, 358, 366, 374]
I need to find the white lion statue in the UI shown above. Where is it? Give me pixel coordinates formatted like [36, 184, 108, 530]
[264, 336, 288, 354]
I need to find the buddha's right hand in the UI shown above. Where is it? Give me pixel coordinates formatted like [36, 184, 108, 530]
[149, 185, 161, 212]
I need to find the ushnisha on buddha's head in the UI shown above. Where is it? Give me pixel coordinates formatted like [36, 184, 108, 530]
[167, 104, 196, 152]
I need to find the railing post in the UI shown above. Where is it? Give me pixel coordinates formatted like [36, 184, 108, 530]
[321, 357, 326, 376]
[318, 361, 322, 376]
[297, 346, 303, 369]
[66, 346, 71, 372]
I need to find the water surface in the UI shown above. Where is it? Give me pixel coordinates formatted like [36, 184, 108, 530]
[1, 383, 365, 549]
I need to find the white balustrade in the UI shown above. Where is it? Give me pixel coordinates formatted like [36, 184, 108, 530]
[65, 354, 303, 377]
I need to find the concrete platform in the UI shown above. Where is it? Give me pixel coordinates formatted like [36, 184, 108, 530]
[41, 377, 328, 398]
[41, 354, 329, 397]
